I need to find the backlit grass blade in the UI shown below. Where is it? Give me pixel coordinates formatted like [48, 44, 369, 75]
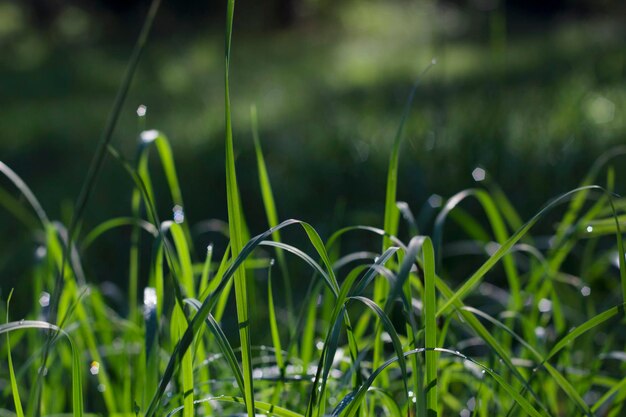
[250, 105, 293, 321]
[6, 290, 25, 417]
[382, 62, 434, 251]
[377, 63, 433, 388]
[81, 217, 158, 251]
[266, 261, 286, 378]
[223, 1, 255, 415]
[422, 238, 438, 417]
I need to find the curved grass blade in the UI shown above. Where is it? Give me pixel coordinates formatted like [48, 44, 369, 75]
[166, 396, 304, 417]
[0, 161, 49, 228]
[81, 217, 158, 251]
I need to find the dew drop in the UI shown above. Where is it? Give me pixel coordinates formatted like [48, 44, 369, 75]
[172, 205, 184, 224]
[472, 167, 486, 182]
[90, 361, 100, 375]
[144, 287, 157, 308]
[39, 291, 50, 307]
[269, 258, 275, 267]
[538, 298, 552, 313]
[140, 129, 159, 143]
[586, 225, 593, 233]
[581, 286, 591, 297]
[35, 246, 47, 259]
[137, 104, 147, 117]
[428, 194, 443, 208]
[431, 58, 437, 65]
[97, 384, 106, 392]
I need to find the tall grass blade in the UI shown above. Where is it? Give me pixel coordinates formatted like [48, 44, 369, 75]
[422, 238, 438, 417]
[250, 104, 294, 328]
[223, 1, 255, 415]
[6, 290, 25, 417]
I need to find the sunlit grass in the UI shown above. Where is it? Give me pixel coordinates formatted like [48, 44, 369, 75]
[2, 2, 626, 417]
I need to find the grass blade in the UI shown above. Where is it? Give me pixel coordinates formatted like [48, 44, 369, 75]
[6, 290, 25, 417]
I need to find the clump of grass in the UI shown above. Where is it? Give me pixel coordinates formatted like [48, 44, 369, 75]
[2, 1, 626, 417]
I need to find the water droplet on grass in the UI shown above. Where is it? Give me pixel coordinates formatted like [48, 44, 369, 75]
[90, 361, 100, 375]
[140, 129, 159, 143]
[428, 194, 442, 208]
[172, 205, 184, 224]
[97, 384, 106, 392]
[472, 167, 486, 182]
[144, 287, 157, 308]
[35, 246, 47, 259]
[586, 225, 593, 233]
[581, 286, 591, 297]
[39, 291, 50, 307]
[538, 298, 552, 313]
[137, 104, 147, 117]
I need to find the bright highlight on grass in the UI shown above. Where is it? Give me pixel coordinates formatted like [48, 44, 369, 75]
[1, 2, 626, 417]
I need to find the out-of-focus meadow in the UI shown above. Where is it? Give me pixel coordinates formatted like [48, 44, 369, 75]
[1, 0, 625, 291]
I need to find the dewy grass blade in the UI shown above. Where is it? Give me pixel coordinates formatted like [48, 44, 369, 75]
[224, 1, 255, 415]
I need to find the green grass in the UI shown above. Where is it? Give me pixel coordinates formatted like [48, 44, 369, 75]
[2, 2, 626, 417]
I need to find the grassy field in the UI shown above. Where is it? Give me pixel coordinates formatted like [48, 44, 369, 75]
[2, 1, 626, 416]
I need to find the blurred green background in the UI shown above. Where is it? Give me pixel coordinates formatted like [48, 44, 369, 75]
[1, 0, 625, 296]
